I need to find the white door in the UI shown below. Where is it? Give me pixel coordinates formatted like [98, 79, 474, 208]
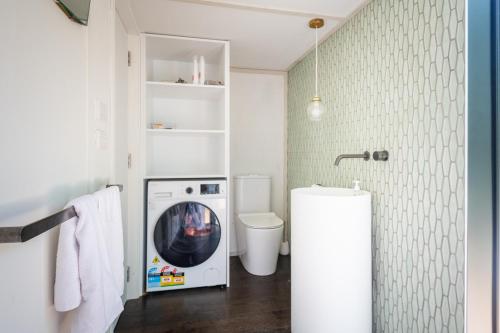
[114, 12, 129, 297]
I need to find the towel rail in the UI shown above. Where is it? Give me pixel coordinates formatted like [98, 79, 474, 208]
[0, 184, 123, 243]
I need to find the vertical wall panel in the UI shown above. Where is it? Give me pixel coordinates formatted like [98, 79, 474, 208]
[467, 0, 496, 332]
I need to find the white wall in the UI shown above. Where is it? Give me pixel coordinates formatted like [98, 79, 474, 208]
[88, 0, 115, 186]
[0, 1, 116, 332]
[229, 70, 287, 255]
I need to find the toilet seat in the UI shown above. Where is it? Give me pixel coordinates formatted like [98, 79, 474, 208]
[238, 212, 283, 229]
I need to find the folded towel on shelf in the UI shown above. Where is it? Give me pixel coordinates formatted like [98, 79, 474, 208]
[54, 187, 124, 333]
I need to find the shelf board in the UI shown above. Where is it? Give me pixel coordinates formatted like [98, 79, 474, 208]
[146, 81, 225, 100]
[145, 174, 227, 180]
[147, 81, 225, 89]
[147, 129, 225, 135]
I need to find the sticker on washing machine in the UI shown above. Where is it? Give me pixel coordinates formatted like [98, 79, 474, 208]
[170, 272, 185, 286]
[159, 271, 185, 287]
[159, 272, 173, 287]
[147, 267, 160, 288]
[148, 265, 185, 288]
[152, 256, 160, 265]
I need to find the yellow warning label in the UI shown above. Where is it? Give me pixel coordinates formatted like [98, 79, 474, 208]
[172, 276, 185, 286]
[160, 274, 173, 287]
[152, 256, 160, 265]
[157, 272, 185, 287]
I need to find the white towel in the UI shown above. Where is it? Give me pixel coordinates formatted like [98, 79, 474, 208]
[54, 192, 124, 333]
[93, 186, 125, 296]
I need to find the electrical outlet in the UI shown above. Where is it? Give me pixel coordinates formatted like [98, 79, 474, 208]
[94, 100, 108, 122]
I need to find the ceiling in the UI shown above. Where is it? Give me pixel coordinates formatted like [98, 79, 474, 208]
[118, 0, 369, 71]
[192, 0, 366, 18]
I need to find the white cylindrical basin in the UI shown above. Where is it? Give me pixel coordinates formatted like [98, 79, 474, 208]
[291, 187, 371, 332]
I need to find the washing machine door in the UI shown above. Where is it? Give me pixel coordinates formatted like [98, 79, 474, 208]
[153, 201, 221, 268]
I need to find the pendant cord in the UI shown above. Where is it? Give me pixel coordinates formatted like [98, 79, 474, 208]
[315, 27, 318, 97]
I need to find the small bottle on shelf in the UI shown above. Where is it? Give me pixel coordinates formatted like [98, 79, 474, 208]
[199, 56, 206, 85]
[192, 56, 199, 84]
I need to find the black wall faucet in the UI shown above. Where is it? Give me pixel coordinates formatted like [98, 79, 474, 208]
[334, 151, 370, 166]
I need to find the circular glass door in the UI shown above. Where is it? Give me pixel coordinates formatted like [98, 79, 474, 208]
[153, 202, 221, 268]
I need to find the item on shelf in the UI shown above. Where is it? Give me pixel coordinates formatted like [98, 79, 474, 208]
[199, 56, 206, 85]
[151, 122, 165, 129]
[175, 78, 186, 84]
[165, 122, 175, 129]
[205, 80, 224, 86]
[192, 56, 199, 84]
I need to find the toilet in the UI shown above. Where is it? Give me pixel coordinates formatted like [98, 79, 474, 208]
[234, 175, 284, 276]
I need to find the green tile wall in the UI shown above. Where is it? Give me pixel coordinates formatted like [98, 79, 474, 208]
[287, 0, 465, 331]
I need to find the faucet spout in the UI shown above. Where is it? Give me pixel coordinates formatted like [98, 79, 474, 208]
[334, 151, 370, 166]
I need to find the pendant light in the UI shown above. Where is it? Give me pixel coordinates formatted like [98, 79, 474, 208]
[307, 18, 325, 121]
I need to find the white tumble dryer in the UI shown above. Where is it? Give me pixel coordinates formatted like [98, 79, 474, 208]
[146, 179, 228, 292]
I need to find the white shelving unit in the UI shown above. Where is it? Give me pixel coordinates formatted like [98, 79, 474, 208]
[141, 34, 230, 179]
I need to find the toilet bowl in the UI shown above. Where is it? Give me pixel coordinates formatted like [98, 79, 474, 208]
[236, 212, 284, 276]
[233, 175, 285, 276]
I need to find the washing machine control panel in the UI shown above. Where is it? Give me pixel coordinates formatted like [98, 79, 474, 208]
[149, 180, 226, 200]
[200, 184, 219, 195]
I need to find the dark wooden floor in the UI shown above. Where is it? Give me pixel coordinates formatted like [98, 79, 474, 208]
[115, 256, 291, 333]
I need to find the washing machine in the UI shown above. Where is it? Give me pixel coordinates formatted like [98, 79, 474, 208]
[146, 179, 228, 292]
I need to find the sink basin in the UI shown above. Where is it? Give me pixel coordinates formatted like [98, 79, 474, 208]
[293, 186, 370, 197]
[291, 186, 372, 332]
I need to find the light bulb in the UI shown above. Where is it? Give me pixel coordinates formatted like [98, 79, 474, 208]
[307, 96, 325, 121]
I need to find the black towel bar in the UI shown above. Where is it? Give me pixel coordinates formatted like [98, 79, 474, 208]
[0, 184, 124, 243]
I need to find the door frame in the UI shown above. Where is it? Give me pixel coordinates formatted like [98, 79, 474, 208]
[466, 0, 499, 332]
[496, 0, 500, 329]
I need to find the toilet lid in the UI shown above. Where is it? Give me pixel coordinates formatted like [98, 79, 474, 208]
[238, 213, 284, 229]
